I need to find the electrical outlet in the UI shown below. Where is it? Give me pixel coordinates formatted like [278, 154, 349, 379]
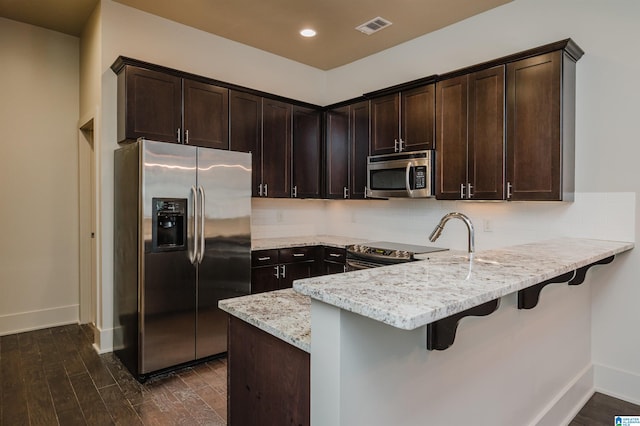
[483, 219, 493, 232]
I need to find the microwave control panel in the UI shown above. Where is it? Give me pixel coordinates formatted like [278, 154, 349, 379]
[414, 166, 427, 189]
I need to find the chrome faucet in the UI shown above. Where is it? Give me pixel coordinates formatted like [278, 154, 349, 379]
[429, 212, 475, 254]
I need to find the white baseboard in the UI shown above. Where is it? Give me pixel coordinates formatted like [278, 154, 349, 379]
[0, 305, 79, 336]
[529, 364, 595, 426]
[93, 324, 114, 354]
[594, 363, 640, 406]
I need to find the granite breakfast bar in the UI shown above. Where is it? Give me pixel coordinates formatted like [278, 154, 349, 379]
[219, 237, 633, 426]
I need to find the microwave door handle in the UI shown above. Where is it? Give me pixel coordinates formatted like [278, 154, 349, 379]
[405, 161, 414, 197]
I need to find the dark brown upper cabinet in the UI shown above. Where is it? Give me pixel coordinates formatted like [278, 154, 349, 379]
[183, 79, 229, 149]
[292, 107, 322, 198]
[325, 100, 370, 199]
[506, 50, 576, 201]
[262, 99, 292, 198]
[370, 84, 435, 155]
[229, 91, 262, 197]
[436, 66, 505, 200]
[117, 65, 182, 143]
[116, 64, 229, 148]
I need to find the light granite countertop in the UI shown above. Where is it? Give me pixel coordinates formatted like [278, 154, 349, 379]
[294, 237, 634, 330]
[252, 235, 369, 251]
[221, 237, 633, 351]
[219, 289, 311, 352]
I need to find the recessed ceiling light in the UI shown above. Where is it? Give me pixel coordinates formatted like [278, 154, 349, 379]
[300, 29, 317, 38]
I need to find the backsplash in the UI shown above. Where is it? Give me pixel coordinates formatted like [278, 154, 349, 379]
[252, 193, 635, 250]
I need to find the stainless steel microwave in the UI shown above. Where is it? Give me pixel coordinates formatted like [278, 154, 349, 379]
[366, 150, 434, 198]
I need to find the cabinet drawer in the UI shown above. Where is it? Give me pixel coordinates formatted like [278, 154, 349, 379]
[279, 246, 315, 263]
[252, 249, 279, 267]
[323, 246, 346, 263]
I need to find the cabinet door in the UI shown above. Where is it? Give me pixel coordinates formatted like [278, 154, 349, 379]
[292, 107, 321, 198]
[402, 84, 435, 151]
[507, 51, 562, 200]
[325, 107, 350, 199]
[279, 262, 314, 290]
[468, 66, 505, 200]
[436, 75, 468, 200]
[350, 101, 370, 199]
[370, 93, 400, 155]
[230, 91, 262, 197]
[119, 65, 182, 143]
[325, 262, 346, 275]
[183, 79, 229, 149]
[251, 266, 280, 294]
[262, 99, 292, 198]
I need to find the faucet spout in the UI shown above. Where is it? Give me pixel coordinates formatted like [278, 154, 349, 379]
[429, 212, 475, 254]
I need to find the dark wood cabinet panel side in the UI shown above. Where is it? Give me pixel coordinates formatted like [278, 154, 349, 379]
[325, 107, 350, 199]
[183, 79, 229, 149]
[468, 66, 505, 200]
[506, 51, 562, 200]
[120, 66, 182, 143]
[402, 84, 435, 151]
[228, 316, 310, 426]
[370, 93, 400, 155]
[262, 99, 292, 198]
[229, 91, 262, 197]
[350, 101, 370, 199]
[293, 107, 322, 198]
[436, 76, 468, 200]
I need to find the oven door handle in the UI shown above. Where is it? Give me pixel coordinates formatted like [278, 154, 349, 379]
[405, 161, 415, 197]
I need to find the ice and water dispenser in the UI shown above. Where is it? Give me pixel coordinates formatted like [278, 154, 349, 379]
[152, 198, 187, 252]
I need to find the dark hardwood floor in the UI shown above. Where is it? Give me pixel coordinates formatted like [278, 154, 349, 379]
[570, 392, 640, 425]
[1, 324, 639, 425]
[0, 324, 227, 425]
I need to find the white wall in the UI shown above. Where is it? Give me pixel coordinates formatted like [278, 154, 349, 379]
[0, 18, 80, 334]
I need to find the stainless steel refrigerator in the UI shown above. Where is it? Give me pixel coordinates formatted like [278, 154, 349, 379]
[114, 139, 251, 380]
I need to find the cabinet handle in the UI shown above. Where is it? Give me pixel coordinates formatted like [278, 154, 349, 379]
[399, 138, 405, 152]
[274, 265, 280, 278]
[467, 183, 473, 199]
[258, 256, 271, 261]
[185, 129, 189, 144]
[364, 186, 369, 198]
[394, 139, 399, 152]
[343, 187, 349, 199]
[177, 128, 181, 143]
[293, 185, 298, 198]
[460, 183, 466, 199]
[329, 253, 342, 258]
[293, 253, 305, 257]
[258, 183, 263, 197]
[264, 183, 268, 197]
[280, 264, 286, 279]
[507, 182, 513, 199]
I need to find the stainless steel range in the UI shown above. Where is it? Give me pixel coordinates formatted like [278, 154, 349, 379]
[345, 241, 448, 270]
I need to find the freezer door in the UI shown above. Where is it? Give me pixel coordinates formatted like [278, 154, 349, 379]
[141, 141, 198, 374]
[196, 148, 252, 358]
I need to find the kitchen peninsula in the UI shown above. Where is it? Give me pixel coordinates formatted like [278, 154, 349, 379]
[220, 237, 633, 426]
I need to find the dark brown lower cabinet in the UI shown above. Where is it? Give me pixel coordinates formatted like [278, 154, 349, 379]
[251, 247, 317, 294]
[228, 315, 310, 426]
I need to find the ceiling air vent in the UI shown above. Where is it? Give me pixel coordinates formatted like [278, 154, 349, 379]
[355, 17, 392, 35]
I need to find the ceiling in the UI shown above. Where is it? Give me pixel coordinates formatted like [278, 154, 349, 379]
[1, 0, 511, 70]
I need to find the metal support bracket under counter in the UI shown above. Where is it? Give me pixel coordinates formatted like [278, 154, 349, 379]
[426, 253, 618, 351]
[517, 255, 615, 310]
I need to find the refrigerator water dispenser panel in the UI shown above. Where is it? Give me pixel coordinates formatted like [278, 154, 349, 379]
[152, 198, 187, 252]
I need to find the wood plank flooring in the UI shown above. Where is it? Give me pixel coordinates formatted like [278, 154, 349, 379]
[0, 324, 227, 425]
[2, 324, 639, 425]
[570, 392, 640, 425]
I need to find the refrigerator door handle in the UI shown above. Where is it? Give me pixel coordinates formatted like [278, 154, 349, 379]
[197, 186, 206, 264]
[189, 185, 198, 264]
